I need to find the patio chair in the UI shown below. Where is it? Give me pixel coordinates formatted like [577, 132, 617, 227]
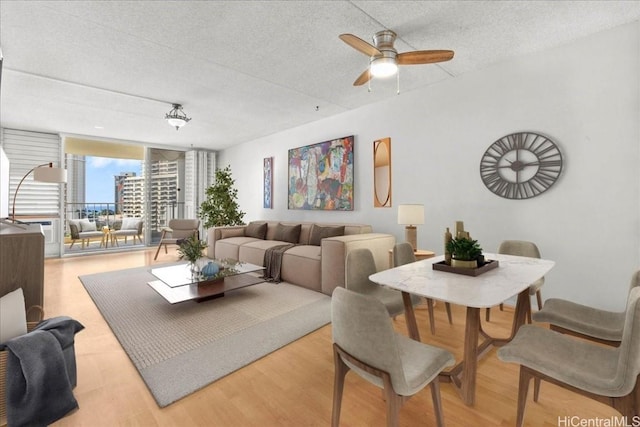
[110, 218, 143, 247]
[153, 219, 200, 260]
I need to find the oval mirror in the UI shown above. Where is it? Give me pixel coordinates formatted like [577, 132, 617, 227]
[374, 138, 391, 207]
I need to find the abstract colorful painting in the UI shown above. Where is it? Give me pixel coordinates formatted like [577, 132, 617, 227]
[263, 157, 273, 209]
[288, 135, 354, 210]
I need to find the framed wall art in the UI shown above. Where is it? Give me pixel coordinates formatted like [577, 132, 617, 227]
[263, 157, 273, 208]
[288, 135, 354, 210]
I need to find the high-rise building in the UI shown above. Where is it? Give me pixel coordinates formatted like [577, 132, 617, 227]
[114, 172, 137, 214]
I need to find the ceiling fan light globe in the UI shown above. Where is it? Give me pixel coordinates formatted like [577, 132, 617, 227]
[370, 57, 398, 78]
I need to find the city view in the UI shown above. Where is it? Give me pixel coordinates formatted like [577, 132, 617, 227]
[65, 154, 183, 252]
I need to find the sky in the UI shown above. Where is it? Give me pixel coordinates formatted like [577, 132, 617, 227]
[85, 156, 142, 204]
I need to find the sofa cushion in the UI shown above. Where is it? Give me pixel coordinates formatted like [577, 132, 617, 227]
[79, 219, 96, 232]
[220, 228, 245, 239]
[215, 237, 260, 260]
[281, 245, 322, 292]
[239, 240, 295, 266]
[245, 222, 267, 239]
[274, 223, 301, 244]
[309, 225, 345, 246]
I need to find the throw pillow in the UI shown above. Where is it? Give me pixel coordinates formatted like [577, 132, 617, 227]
[245, 222, 267, 239]
[220, 228, 245, 239]
[79, 219, 96, 232]
[0, 288, 27, 344]
[274, 223, 302, 244]
[309, 225, 345, 246]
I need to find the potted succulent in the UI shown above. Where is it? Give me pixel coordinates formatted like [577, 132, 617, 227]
[445, 237, 483, 268]
[177, 235, 208, 275]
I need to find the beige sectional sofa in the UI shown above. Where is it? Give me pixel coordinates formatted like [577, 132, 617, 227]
[207, 221, 395, 295]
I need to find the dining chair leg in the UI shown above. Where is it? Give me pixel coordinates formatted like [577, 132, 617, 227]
[533, 378, 541, 402]
[430, 377, 446, 427]
[536, 290, 543, 310]
[485, 307, 491, 322]
[426, 298, 436, 334]
[331, 345, 349, 427]
[383, 385, 401, 427]
[517, 367, 533, 427]
[445, 302, 453, 324]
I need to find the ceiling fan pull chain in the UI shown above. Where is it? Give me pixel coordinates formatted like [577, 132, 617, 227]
[368, 76, 372, 93]
[396, 72, 400, 95]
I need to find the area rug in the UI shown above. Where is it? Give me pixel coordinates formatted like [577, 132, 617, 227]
[79, 264, 331, 407]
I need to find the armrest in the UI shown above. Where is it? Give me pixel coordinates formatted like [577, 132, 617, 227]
[206, 225, 247, 259]
[320, 233, 396, 295]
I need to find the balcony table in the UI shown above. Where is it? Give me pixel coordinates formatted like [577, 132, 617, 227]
[369, 253, 555, 406]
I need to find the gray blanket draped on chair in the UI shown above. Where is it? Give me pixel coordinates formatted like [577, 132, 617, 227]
[262, 244, 295, 283]
[2, 316, 84, 427]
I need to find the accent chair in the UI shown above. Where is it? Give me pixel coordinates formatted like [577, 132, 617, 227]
[533, 270, 640, 346]
[498, 287, 640, 427]
[486, 240, 544, 322]
[393, 242, 453, 334]
[345, 248, 421, 318]
[153, 219, 200, 260]
[331, 287, 455, 427]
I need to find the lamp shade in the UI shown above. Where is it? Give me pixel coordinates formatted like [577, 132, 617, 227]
[33, 165, 67, 183]
[398, 204, 424, 225]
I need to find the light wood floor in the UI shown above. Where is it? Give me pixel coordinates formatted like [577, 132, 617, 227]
[44, 248, 620, 426]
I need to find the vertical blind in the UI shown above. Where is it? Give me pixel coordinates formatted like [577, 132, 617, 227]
[1, 128, 63, 217]
[185, 150, 216, 223]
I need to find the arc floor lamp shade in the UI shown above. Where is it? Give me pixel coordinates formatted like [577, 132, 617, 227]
[11, 163, 67, 222]
[398, 204, 424, 251]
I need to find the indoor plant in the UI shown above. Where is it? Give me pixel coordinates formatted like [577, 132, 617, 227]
[445, 237, 483, 268]
[177, 235, 208, 275]
[199, 165, 246, 229]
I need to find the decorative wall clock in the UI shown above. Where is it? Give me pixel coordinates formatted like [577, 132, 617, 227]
[480, 132, 563, 200]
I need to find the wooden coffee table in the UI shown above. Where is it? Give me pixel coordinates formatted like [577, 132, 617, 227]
[148, 261, 265, 304]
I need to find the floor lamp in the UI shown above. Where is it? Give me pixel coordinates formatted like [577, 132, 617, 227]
[398, 204, 424, 251]
[8, 162, 67, 226]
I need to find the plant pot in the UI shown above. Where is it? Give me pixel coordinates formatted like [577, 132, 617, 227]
[451, 259, 477, 269]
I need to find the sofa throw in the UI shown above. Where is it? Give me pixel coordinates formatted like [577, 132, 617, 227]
[274, 223, 301, 244]
[309, 225, 345, 246]
[245, 222, 267, 239]
[262, 244, 295, 283]
[3, 316, 84, 427]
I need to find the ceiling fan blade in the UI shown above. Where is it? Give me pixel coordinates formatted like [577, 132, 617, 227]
[353, 68, 372, 86]
[339, 34, 381, 57]
[397, 50, 454, 65]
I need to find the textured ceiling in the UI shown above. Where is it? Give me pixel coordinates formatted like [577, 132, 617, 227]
[1, 1, 639, 151]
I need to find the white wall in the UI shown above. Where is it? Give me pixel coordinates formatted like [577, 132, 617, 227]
[219, 21, 640, 311]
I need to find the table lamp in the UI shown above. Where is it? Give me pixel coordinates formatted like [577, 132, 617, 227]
[398, 204, 424, 251]
[11, 162, 67, 222]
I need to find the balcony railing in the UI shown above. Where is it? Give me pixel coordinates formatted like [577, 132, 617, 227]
[64, 201, 187, 254]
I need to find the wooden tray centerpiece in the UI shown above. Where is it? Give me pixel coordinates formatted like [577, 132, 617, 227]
[433, 259, 499, 276]
[439, 221, 498, 276]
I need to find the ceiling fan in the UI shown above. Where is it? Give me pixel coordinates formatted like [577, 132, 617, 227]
[339, 30, 454, 86]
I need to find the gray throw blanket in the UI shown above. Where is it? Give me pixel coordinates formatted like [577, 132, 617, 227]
[263, 244, 295, 283]
[2, 316, 84, 427]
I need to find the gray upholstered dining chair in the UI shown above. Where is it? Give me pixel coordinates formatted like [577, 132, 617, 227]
[532, 269, 640, 346]
[486, 240, 544, 322]
[153, 219, 200, 260]
[498, 287, 640, 427]
[331, 287, 455, 427]
[393, 242, 453, 334]
[346, 248, 421, 318]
